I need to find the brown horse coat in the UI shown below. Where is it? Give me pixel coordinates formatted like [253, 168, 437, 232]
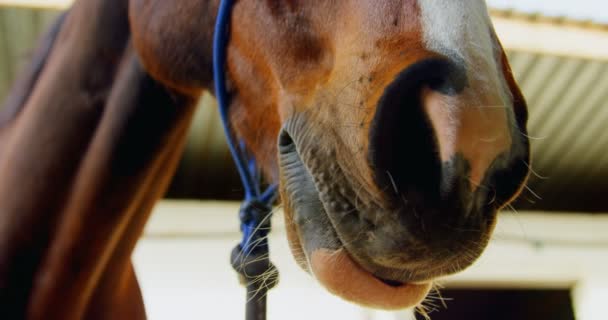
[0, 0, 530, 317]
[0, 1, 200, 318]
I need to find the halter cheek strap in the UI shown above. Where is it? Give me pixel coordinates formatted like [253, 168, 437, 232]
[213, 1, 279, 320]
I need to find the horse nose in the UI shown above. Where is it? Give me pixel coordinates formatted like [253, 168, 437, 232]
[369, 58, 523, 218]
[369, 58, 468, 203]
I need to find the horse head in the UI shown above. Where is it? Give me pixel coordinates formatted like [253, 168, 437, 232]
[132, 0, 530, 310]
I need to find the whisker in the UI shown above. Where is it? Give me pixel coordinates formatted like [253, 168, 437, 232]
[513, 126, 548, 140]
[386, 170, 400, 196]
[522, 160, 549, 180]
[505, 203, 528, 240]
[523, 184, 542, 200]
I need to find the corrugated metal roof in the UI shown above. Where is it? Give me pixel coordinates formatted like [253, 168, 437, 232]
[0, 7, 58, 99]
[1, 6, 607, 211]
[506, 50, 608, 212]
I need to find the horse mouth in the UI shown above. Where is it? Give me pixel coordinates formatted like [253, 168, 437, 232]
[278, 123, 433, 310]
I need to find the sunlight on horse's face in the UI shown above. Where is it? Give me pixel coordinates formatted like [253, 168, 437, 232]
[227, 0, 530, 310]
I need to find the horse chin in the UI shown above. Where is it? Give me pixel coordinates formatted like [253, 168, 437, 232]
[278, 126, 432, 310]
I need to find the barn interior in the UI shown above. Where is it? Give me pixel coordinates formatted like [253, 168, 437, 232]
[0, 1, 606, 319]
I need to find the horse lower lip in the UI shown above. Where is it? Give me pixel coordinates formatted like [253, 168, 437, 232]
[310, 248, 432, 310]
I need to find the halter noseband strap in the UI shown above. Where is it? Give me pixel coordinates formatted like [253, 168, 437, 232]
[213, 1, 279, 320]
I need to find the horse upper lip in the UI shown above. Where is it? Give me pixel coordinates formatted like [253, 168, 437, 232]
[279, 122, 485, 287]
[279, 127, 342, 252]
[279, 125, 417, 284]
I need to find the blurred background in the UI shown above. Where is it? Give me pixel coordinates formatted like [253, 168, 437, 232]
[0, 1, 606, 319]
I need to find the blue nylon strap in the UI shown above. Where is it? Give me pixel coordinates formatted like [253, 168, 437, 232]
[212, 0, 278, 249]
[213, 0, 257, 199]
[212, 1, 279, 319]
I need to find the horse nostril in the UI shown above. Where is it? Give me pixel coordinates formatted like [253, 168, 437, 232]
[369, 58, 467, 203]
[278, 129, 295, 149]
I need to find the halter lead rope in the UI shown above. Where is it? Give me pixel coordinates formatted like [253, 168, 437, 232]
[213, 1, 279, 320]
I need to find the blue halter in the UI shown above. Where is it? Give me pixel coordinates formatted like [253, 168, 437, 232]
[213, 1, 279, 319]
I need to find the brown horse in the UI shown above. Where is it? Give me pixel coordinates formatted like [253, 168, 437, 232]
[0, 0, 530, 318]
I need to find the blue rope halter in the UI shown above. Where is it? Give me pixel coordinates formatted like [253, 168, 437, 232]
[213, 1, 279, 319]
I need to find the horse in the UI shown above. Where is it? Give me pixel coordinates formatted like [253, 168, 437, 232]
[0, 0, 530, 318]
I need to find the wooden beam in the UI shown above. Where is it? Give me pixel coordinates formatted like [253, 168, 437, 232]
[146, 201, 608, 289]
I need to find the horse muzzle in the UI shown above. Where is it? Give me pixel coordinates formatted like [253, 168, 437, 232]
[276, 57, 530, 310]
[278, 125, 432, 310]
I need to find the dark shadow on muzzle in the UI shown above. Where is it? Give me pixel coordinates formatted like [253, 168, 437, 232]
[369, 58, 467, 211]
